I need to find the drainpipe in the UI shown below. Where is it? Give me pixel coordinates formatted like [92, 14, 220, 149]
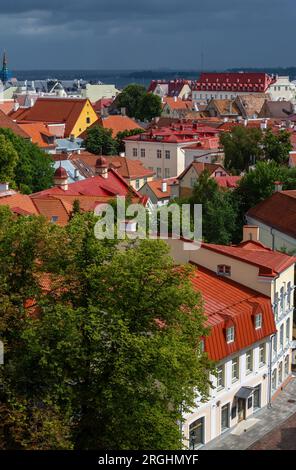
[268, 333, 276, 408]
[270, 227, 275, 250]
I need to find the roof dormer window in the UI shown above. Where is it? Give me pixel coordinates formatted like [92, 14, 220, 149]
[226, 326, 235, 344]
[254, 312, 262, 330]
[217, 264, 231, 276]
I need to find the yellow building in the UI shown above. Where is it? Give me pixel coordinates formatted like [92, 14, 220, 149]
[12, 97, 98, 138]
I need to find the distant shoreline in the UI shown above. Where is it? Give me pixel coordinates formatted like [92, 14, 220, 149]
[9, 67, 296, 89]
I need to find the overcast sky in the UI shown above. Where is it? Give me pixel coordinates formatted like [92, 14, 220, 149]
[0, 0, 295, 70]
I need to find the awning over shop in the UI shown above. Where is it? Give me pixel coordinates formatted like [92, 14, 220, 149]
[235, 387, 254, 400]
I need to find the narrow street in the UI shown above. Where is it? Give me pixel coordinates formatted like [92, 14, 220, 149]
[202, 376, 296, 450]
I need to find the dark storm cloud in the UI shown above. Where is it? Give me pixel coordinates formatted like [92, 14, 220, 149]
[0, 1, 295, 69]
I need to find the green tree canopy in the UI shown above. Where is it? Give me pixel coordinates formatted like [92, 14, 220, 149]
[0, 209, 212, 450]
[0, 133, 19, 184]
[116, 128, 145, 153]
[189, 171, 239, 244]
[220, 126, 263, 172]
[235, 161, 286, 214]
[84, 125, 118, 155]
[114, 84, 162, 121]
[0, 128, 54, 193]
[136, 93, 163, 122]
[262, 129, 292, 165]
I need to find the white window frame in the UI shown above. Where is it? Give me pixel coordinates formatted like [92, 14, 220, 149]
[217, 365, 225, 390]
[259, 343, 266, 367]
[226, 326, 235, 344]
[246, 349, 253, 374]
[254, 313, 262, 330]
[231, 357, 239, 382]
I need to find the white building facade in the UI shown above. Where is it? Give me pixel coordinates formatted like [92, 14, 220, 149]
[166, 226, 295, 448]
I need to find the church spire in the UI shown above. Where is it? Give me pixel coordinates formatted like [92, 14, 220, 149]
[0, 50, 12, 83]
[3, 50, 7, 68]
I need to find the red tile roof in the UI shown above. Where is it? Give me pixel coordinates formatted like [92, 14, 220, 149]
[163, 97, 193, 111]
[191, 264, 276, 361]
[17, 121, 56, 148]
[0, 109, 30, 139]
[104, 156, 155, 179]
[247, 190, 296, 240]
[144, 178, 177, 199]
[124, 122, 219, 144]
[12, 98, 93, 137]
[148, 79, 191, 96]
[0, 101, 15, 115]
[183, 136, 221, 150]
[201, 240, 296, 277]
[215, 175, 241, 188]
[92, 98, 114, 113]
[178, 162, 228, 180]
[32, 198, 72, 226]
[80, 115, 143, 139]
[0, 192, 39, 215]
[193, 72, 275, 93]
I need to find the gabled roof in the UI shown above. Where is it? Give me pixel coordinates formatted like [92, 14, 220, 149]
[191, 264, 276, 361]
[163, 97, 192, 111]
[0, 109, 30, 139]
[235, 94, 267, 118]
[142, 178, 177, 199]
[104, 156, 155, 179]
[178, 162, 227, 181]
[201, 239, 296, 277]
[17, 121, 56, 148]
[0, 192, 39, 215]
[259, 100, 294, 119]
[148, 79, 191, 96]
[12, 98, 92, 137]
[0, 100, 15, 115]
[247, 190, 296, 240]
[207, 99, 240, 116]
[31, 168, 141, 199]
[32, 197, 72, 226]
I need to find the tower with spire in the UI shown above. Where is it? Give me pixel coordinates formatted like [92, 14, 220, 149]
[0, 51, 12, 84]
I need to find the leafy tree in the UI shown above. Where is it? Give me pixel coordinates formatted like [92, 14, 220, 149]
[136, 93, 162, 122]
[114, 84, 162, 121]
[0, 134, 18, 184]
[262, 129, 292, 165]
[114, 84, 147, 118]
[84, 125, 118, 155]
[190, 171, 239, 244]
[235, 161, 285, 214]
[0, 209, 212, 450]
[0, 128, 54, 193]
[220, 126, 263, 172]
[116, 128, 145, 153]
